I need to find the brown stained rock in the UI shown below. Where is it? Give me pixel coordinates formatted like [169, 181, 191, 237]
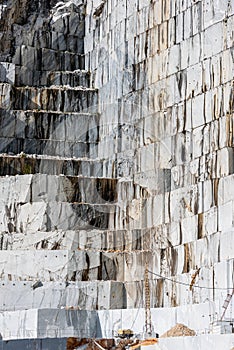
[93, 1, 106, 18]
[67, 337, 83, 350]
[115, 339, 135, 350]
[161, 323, 196, 338]
[130, 339, 158, 349]
[67, 338, 115, 350]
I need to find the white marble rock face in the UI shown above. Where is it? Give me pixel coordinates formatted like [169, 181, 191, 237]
[0, 0, 233, 346]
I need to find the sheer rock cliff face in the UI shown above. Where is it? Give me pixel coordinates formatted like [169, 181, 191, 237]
[0, 0, 233, 343]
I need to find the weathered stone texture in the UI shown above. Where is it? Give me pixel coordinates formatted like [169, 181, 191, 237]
[0, 0, 233, 344]
[83, 0, 234, 340]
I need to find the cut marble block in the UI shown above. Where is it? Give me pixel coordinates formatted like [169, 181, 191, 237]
[15, 68, 91, 87]
[3, 304, 234, 342]
[0, 338, 67, 349]
[0, 110, 100, 142]
[0, 280, 125, 311]
[0, 250, 158, 282]
[0, 309, 98, 340]
[159, 334, 234, 350]
[0, 225, 173, 252]
[0, 228, 145, 251]
[13, 86, 98, 113]
[161, 231, 232, 276]
[0, 278, 173, 310]
[46, 70, 91, 88]
[0, 83, 12, 109]
[0, 201, 117, 232]
[0, 109, 100, 158]
[134, 168, 171, 194]
[0, 0, 233, 342]
[218, 174, 234, 205]
[0, 155, 116, 178]
[12, 46, 85, 71]
[0, 62, 15, 84]
[0, 174, 118, 204]
[0, 137, 99, 158]
[13, 27, 85, 53]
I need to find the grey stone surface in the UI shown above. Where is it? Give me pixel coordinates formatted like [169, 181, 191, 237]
[0, 338, 67, 349]
[0, 309, 99, 339]
[13, 86, 98, 113]
[0, 280, 125, 311]
[0, 0, 233, 343]
[0, 249, 159, 282]
[0, 110, 99, 142]
[0, 62, 15, 84]
[15, 68, 91, 87]
[13, 46, 85, 71]
[0, 138, 99, 159]
[0, 174, 118, 204]
[0, 154, 116, 178]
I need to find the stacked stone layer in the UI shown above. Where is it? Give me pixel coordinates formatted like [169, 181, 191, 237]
[0, 0, 233, 344]
[0, 0, 118, 339]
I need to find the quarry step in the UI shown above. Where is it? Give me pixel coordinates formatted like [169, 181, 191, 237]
[1, 83, 98, 113]
[0, 110, 100, 143]
[0, 137, 99, 159]
[0, 154, 116, 178]
[0, 229, 129, 251]
[0, 278, 166, 311]
[13, 46, 85, 71]
[13, 27, 84, 54]
[0, 280, 126, 311]
[0, 0, 233, 343]
[13, 85, 98, 113]
[0, 227, 153, 252]
[15, 67, 91, 87]
[0, 249, 158, 282]
[0, 83, 98, 112]
[1, 228, 231, 284]
[0, 61, 15, 84]
[0, 308, 98, 340]
[0, 261, 231, 324]
[0, 200, 118, 232]
[0, 174, 118, 204]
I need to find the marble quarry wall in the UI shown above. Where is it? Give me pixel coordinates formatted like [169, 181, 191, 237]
[84, 0, 234, 326]
[0, 0, 233, 347]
